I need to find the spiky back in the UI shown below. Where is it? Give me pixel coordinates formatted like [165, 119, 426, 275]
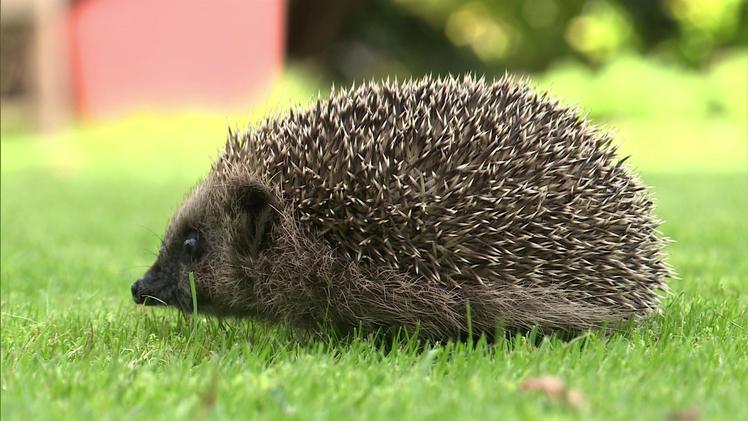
[217, 75, 669, 314]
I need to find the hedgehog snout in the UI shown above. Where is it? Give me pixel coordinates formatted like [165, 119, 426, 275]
[131, 279, 146, 304]
[131, 270, 168, 306]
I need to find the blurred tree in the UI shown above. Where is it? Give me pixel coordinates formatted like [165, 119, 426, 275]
[661, 0, 747, 64]
[286, 0, 748, 81]
[286, 0, 486, 80]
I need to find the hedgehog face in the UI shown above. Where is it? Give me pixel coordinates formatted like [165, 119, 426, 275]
[131, 176, 278, 316]
[130, 227, 208, 311]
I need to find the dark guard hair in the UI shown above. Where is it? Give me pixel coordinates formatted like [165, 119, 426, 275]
[132, 75, 672, 340]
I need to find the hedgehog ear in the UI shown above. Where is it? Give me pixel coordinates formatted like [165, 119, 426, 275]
[232, 182, 277, 257]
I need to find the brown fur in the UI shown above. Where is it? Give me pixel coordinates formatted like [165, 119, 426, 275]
[132, 75, 671, 341]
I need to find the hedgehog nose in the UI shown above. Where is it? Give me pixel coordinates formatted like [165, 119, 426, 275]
[131, 279, 144, 304]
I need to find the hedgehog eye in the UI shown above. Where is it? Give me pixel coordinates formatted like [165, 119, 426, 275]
[182, 231, 201, 260]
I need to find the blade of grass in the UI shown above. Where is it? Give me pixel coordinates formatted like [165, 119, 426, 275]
[189, 272, 198, 318]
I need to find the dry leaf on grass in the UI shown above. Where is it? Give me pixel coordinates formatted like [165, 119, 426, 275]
[565, 389, 586, 408]
[519, 376, 587, 409]
[520, 376, 566, 399]
[666, 407, 700, 421]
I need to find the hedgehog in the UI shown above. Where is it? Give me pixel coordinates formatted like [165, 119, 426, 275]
[131, 75, 671, 340]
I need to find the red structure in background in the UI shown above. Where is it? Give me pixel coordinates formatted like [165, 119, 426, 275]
[69, 0, 285, 118]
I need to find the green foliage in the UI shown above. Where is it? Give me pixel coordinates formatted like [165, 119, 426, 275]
[320, 0, 747, 77]
[540, 50, 748, 121]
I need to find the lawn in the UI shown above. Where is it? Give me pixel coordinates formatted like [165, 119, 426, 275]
[2, 62, 747, 420]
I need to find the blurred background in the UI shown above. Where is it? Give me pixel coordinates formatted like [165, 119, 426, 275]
[1, 0, 746, 173]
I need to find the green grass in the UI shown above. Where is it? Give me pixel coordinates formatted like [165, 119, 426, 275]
[2, 60, 747, 420]
[3, 142, 746, 421]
